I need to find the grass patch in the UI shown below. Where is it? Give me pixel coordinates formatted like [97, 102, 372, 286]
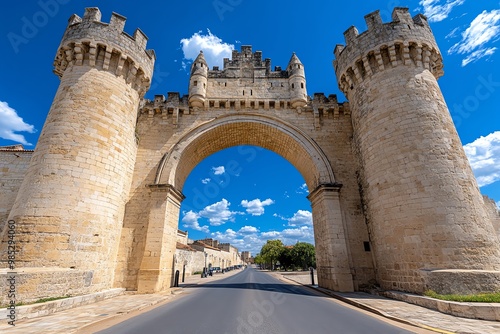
[1, 295, 71, 308]
[424, 290, 500, 303]
[33, 295, 71, 304]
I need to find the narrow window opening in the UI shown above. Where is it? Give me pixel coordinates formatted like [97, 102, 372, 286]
[250, 90, 253, 96]
[243, 90, 245, 96]
[301, 82, 304, 89]
[292, 83, 295, 89]
[193, 81, 198, 86]
[363, 241, 371, 252]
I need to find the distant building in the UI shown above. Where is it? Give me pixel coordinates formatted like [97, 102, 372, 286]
[241, 251, 251, 263]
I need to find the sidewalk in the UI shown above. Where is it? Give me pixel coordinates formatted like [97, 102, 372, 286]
[276, 272, 500, 334]
[0, 270, 240, 333]
[2, 269, 500, 333]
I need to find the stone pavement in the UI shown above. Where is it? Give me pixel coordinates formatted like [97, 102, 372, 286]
[1, 269, 500, 333]
[277, 273, 500, 334]
[0, 270, 240, 334]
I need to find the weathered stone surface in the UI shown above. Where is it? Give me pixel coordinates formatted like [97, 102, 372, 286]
[1, 7, 499, 304]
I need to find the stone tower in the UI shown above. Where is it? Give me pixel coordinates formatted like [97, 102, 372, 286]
[287, 53, 307, 108]
[188, 51, 208, 107]
[334, 8, 500, 293]
[5, 8, 154, 300]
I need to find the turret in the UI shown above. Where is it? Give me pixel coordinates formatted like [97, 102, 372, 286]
[287, 53, 307, 108]
[2, 8, 155, 303]
[333, 8, 500, 294]
[188, 51, 208, 108]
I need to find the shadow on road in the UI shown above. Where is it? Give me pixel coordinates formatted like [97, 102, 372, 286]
[186, 282, 320, 297]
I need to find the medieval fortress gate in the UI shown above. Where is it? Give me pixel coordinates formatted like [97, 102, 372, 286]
[1, 7, 500, 303]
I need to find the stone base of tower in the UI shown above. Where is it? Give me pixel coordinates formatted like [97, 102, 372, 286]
[0, 267, 105, 305]
[137, 269, 173, 294]
[424, 269, 500, 295]
[317, 266, 354, 292]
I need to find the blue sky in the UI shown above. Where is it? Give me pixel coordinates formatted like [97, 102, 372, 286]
[1, 1, 499, 255]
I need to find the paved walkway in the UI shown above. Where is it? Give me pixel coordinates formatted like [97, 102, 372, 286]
[0, 271, 239, 334]
[277, 273, 500, 334]
[1, 270, 499, 333]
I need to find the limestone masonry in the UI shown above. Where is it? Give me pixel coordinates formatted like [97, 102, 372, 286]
[1, 7, 500, 304]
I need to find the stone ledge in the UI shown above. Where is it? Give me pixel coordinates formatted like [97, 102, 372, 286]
[382, 290, 500, 321]
[0, 288, 125, 320]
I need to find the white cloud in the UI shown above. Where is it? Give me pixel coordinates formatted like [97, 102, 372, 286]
[445, 27, 460, 39]
[201, 178, 211, 184]
[181, 210, 210, 233]
[260, 226, 315, 245]
[288, 210, 313, 226]
[448, 10, 500, 66]
[180, 30, 234, 69]
[261, 231, 281, 239]
[418, 0, 465, 22]
[281, 226, 314, 240]
[238, 226, 259, 234]
[199, 198, 242, 226]
[240, 198, 274, 216]
[0, 101, 35, 146]
[212, 166, 225, 175]
[463, 131, 500, 187]
[296, 183, 309, 194]
[460, 47, 497, 66]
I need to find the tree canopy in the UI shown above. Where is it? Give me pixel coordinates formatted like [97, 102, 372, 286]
[258, 240, 315, 271]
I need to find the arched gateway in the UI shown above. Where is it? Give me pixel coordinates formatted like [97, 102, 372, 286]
[2, 7, 500, 304]
[146, 113, 355, 293]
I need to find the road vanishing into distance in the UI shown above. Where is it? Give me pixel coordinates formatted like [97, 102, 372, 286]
[98, 267, 417, 334]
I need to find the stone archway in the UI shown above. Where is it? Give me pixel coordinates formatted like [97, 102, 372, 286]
[137, 113, 354, 293]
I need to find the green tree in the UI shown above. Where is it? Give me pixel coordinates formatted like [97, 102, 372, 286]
[260, 239, 284, 270]
[254, 253, 265, 268]
[291, 242, 316, 270]
[278, 246, 293, 271]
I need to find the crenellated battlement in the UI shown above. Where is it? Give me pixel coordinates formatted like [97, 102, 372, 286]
[139, 92, 349, 127]
[333, 7, 443, 98]
[53, 8, 155, 97]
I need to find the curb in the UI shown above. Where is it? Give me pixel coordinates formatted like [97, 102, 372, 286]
[0, 288, 125, 321]
[277, 273, 454, 334]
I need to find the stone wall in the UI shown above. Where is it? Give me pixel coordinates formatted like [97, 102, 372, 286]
[0, 150, 31, 231]
[174, 248, 205, 278]
[0, 8, 155, 303]
[334, 8, 500, 293]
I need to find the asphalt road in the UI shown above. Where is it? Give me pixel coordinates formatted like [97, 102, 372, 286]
[98, 267, 415, 334]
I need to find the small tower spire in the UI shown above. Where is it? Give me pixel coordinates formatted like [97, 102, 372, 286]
[189, 50, 209, 107]
[287, 52, 307, 108]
